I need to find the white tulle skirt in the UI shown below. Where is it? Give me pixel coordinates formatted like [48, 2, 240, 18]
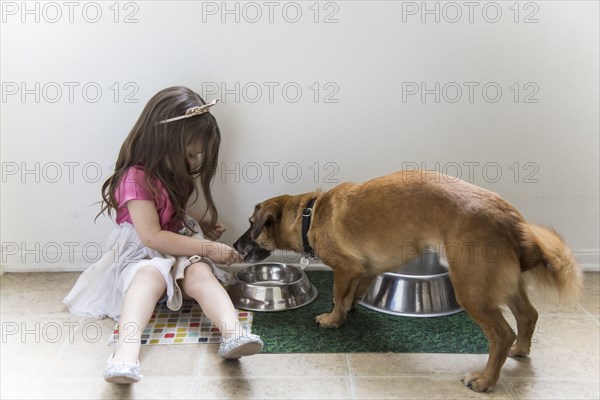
[63, 222, 230, 321]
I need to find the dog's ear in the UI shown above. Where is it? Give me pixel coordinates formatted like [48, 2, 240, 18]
[252, 202, 282, 240]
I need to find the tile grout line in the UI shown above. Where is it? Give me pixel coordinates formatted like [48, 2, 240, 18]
[344, 353, 359, 400]
[577, 304, 600, 326]
[501, 377, 520, 400]
[188, 374, 362, 380]
[578, 303, 592, 316]
[189, 375, 201, 399]
[503, 377, 600, 382]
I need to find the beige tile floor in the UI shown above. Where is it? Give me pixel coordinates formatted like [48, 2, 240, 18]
[1, 272, 598, 400]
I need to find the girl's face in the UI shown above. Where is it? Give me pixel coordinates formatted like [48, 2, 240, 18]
[186, 141, 203, 171]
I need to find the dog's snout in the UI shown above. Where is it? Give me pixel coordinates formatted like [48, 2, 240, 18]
[233, 228, 272, 263]
[232, 238, 242, 253]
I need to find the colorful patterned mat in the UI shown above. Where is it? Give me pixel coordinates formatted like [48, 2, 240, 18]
[110, 301, 252, 345]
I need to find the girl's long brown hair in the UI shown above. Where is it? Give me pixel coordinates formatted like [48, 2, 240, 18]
[97, 86, 220, 231]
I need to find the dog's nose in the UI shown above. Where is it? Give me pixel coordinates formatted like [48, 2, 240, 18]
[232, 238, 242, 253]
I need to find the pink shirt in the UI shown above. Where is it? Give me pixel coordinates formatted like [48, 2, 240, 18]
[115, 166, 183, 233]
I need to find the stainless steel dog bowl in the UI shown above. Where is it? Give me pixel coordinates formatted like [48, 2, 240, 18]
[227, 263, 318, 312]
[359, 251, 462, 317]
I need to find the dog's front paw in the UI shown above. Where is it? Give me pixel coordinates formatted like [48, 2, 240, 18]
[462, 372, 494, 393]
[315, 313, 341, 329]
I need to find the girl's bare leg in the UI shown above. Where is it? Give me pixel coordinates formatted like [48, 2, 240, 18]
[181, 262, 242, 340]
[113, 266, 167, 363]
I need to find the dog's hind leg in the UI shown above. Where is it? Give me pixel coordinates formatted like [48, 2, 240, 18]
[449, 261, 516, 393]
[506, 279, 538, 357]
[458, 300, 515, 392]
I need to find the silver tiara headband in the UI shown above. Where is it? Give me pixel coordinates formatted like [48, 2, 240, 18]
[159, 99, 219, 124]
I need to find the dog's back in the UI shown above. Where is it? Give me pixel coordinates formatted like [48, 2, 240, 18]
[320, 170, 527, 269]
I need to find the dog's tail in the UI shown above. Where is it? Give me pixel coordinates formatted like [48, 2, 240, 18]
[519, 223, 583, 305]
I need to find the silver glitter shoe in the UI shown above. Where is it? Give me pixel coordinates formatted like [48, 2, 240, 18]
[103, 354, 143, 384]
[218, 333, 264, 360]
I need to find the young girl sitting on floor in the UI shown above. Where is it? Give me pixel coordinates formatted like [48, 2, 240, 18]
[63, 86, 263, 384]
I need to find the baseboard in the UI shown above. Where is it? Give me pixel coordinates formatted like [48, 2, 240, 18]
[0, 249, 332, 273]
[0, 261, 332, 273]
[1, 250, 598, 273]
[573, 251, 600, 272]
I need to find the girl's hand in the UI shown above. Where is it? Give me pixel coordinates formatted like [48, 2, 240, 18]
[202, 222, 225, 241]
[204, 242, 243, 266]
[205, 222, 226, 241]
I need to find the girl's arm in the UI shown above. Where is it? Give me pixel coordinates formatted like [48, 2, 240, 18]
[127, 199, 243, 265]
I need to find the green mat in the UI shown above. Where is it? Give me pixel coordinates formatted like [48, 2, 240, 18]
[251, 271, 488, 354]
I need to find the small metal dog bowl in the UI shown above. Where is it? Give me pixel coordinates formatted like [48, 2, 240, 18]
[227, 263, 318, 312]
[360, 251, 462, 317]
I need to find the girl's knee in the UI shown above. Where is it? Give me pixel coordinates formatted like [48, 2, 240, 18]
[135, 266, 167, 288]
[184, 262, 214, 281]
[182, 262, 217, 292]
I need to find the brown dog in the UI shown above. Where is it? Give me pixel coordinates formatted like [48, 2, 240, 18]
[233, 170, 583, 392]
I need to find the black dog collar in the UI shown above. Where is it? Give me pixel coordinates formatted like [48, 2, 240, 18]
[302, 198, 317, 259]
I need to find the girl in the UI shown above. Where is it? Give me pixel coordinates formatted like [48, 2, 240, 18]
[63, 86, 263, 384]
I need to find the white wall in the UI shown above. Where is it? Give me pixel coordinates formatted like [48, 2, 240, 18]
[1, 1, 598, 272]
